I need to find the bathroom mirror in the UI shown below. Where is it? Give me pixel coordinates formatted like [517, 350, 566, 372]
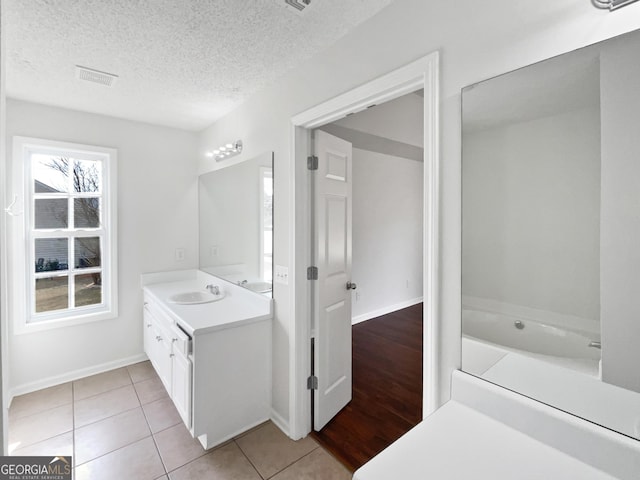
[462, 28, 640, 440]
[198, 152, 273, 296]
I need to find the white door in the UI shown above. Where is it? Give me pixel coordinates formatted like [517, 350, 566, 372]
[313, 129, 353, 431]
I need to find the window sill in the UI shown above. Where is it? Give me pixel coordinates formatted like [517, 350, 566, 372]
[14, 308, 118, 335]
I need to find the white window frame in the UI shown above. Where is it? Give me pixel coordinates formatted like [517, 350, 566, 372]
[259, 166, 273, 283]
[11, 136, 118, 334]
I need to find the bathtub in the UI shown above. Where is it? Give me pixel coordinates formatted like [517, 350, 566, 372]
[462, 307, 601, 377]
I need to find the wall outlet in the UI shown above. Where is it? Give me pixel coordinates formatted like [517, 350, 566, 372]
[210, 245, 218, 257]
[175, 248, 185, 262]
[355, 291, 361, 302]
[275, 265, 289, 285]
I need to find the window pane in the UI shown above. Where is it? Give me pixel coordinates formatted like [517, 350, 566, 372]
[74, 237, 101, 268]
[35, 238, 68, 272]
[263, 175, 273, 228]
[74, 198, 100, 228]
[34, 199, 68, 229]
[35, 276, 68, 313]
[73, 159, 102, 193]
[75, 273, 102, 307]
[32, 154, 69, 193]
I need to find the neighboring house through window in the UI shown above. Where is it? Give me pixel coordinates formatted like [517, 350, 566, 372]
[11, 137, 117, 332]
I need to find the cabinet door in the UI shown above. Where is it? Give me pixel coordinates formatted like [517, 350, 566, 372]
[171, 351, 192, 428]
[143, 308, 155, 360]
[154, 328, 173, 394]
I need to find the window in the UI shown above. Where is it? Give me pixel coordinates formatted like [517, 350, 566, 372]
[12, 137, 117, 331]
[260, 167, 273, 283]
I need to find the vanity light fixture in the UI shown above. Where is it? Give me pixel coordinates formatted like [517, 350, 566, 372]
[592, 0, 640, 10]
[205, 140, 243, 161]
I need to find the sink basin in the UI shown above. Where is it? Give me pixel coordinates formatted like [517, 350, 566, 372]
[245, 281, 272, 293]
[168, 291, 225, 305]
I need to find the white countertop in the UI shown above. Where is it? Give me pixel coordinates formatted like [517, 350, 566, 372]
[481, 352, 640, 440]
[353, 400, 618, 480]
[142, 271, 272, 336]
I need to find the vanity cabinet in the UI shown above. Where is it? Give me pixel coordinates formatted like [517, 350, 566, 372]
[141, 279, 272, 450]
[143, 296, 192, 427]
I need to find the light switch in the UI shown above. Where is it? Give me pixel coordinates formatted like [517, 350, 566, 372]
[275, 265, 289, 285]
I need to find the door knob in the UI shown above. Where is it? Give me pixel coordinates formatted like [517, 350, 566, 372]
[346, 282, 357, 290]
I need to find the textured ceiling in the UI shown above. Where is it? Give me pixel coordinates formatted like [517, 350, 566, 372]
[5, 0, 394, 131]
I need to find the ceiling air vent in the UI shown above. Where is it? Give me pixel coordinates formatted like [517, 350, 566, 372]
[75, 65, 118, 87]
[274, 0, 311, 14]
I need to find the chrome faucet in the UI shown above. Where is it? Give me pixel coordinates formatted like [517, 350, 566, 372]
[237, 280, 248, 286]
[205, 284, 220, 295]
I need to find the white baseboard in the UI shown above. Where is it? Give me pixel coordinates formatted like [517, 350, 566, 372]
[351, 297, 423, 325]
[270, 408, 290, 437]
[8, 353, 149, 405]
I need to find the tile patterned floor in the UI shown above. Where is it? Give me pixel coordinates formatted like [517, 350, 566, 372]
[8, 361, 352, 480]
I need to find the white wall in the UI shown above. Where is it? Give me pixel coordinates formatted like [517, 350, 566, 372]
[5, 99, 198, 393]
[462, 107, 601, 324]
[351, 148, 423, 322]
[600, 32, 640, 393]
[197, 0, 640, 429]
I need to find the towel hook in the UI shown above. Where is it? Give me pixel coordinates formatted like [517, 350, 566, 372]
[4, 195, 22, 216]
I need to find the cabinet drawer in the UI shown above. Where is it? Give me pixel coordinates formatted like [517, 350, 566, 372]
[170, 324, 191, 356]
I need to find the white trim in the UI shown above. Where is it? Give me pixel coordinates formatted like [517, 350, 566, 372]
[288, 51, 440, 440]
[0, 12, 8, 453]
[270, 407, 290, 437]
[7, 353, 147, 403]
[10, 136, 118, 334]
[351, 297, 424, 325]
[422, 51, 440, 417]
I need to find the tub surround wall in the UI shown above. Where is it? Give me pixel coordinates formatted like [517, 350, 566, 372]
[5, 99, 199, 395]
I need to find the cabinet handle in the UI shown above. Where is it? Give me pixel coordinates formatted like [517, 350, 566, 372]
[169, 353, 175, 358]
[156, 336, 162, 342]
[146, 323, 152, 328]
[172, 338, 178, 343]
[144, 302, 148, 306]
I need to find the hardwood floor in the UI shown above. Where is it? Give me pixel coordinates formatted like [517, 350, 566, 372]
[311, 303, 423, 472]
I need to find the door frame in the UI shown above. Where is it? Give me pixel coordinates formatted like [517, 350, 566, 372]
[288, 51, 440, 440]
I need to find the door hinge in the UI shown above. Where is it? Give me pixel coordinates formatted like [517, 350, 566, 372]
[307, 375, 318, 390]
[307, 266, 318, 280]
[307, 155, 318, 171]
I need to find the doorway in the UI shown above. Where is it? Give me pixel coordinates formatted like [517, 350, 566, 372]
[288, 52, 440, 445]
[310, 91, 425, 470]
